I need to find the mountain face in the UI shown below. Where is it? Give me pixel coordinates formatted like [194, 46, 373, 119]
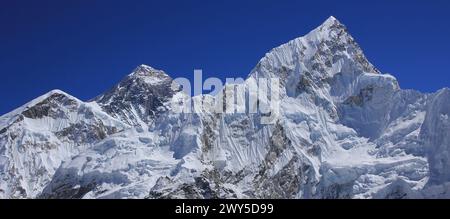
[1, 16, 450, 199]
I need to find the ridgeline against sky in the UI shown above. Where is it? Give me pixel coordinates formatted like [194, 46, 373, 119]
[1, 0, 449, 115]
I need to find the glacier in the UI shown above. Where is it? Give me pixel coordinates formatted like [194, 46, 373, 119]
[1, 16, 450, 199]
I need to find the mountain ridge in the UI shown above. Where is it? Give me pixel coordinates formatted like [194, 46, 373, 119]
[1, 16, 450, 199]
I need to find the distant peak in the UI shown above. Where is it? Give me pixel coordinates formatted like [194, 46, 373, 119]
[132, 64, 158, 74]
[317, 16, 345, 31]
[116, 64, 172, 88]
[32, 89, 78, 105]
[325, 16, 338, 23]
[249, 15, 379, 79]
[0, 89, 80, 123]
[46, 89, 69, 96]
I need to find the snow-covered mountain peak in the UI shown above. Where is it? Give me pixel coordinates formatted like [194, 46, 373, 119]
[128, 64, 172, 85]
[41, 89, 72, 97]
[134, 64, 157, 72]
[324, 15, 338, 23]
[317, 15, 343, 31]
[22, 89, 78, 109]
[0, 89, 80, 128]
[249, 16, 379, 101]
[93, 65, 182, 127]
[2, 16, 450, 199]
[131, 64, 159, 76]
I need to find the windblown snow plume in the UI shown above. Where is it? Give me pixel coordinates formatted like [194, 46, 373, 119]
[1, 16, 450, 199]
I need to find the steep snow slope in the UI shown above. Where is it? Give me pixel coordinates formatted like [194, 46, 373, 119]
[1, 16, 450, 199]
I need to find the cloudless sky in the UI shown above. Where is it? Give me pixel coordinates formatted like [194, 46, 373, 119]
[1, 0, 450, 114]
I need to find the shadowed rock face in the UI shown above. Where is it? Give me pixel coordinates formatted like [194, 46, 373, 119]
[254, 156, 316, 199]
[22, 93, 79, 119]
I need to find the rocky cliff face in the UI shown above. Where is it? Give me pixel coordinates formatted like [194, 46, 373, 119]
[1, 16, 450, 199]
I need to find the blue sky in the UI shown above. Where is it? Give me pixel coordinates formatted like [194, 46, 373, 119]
[1, 0, 449, 114]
